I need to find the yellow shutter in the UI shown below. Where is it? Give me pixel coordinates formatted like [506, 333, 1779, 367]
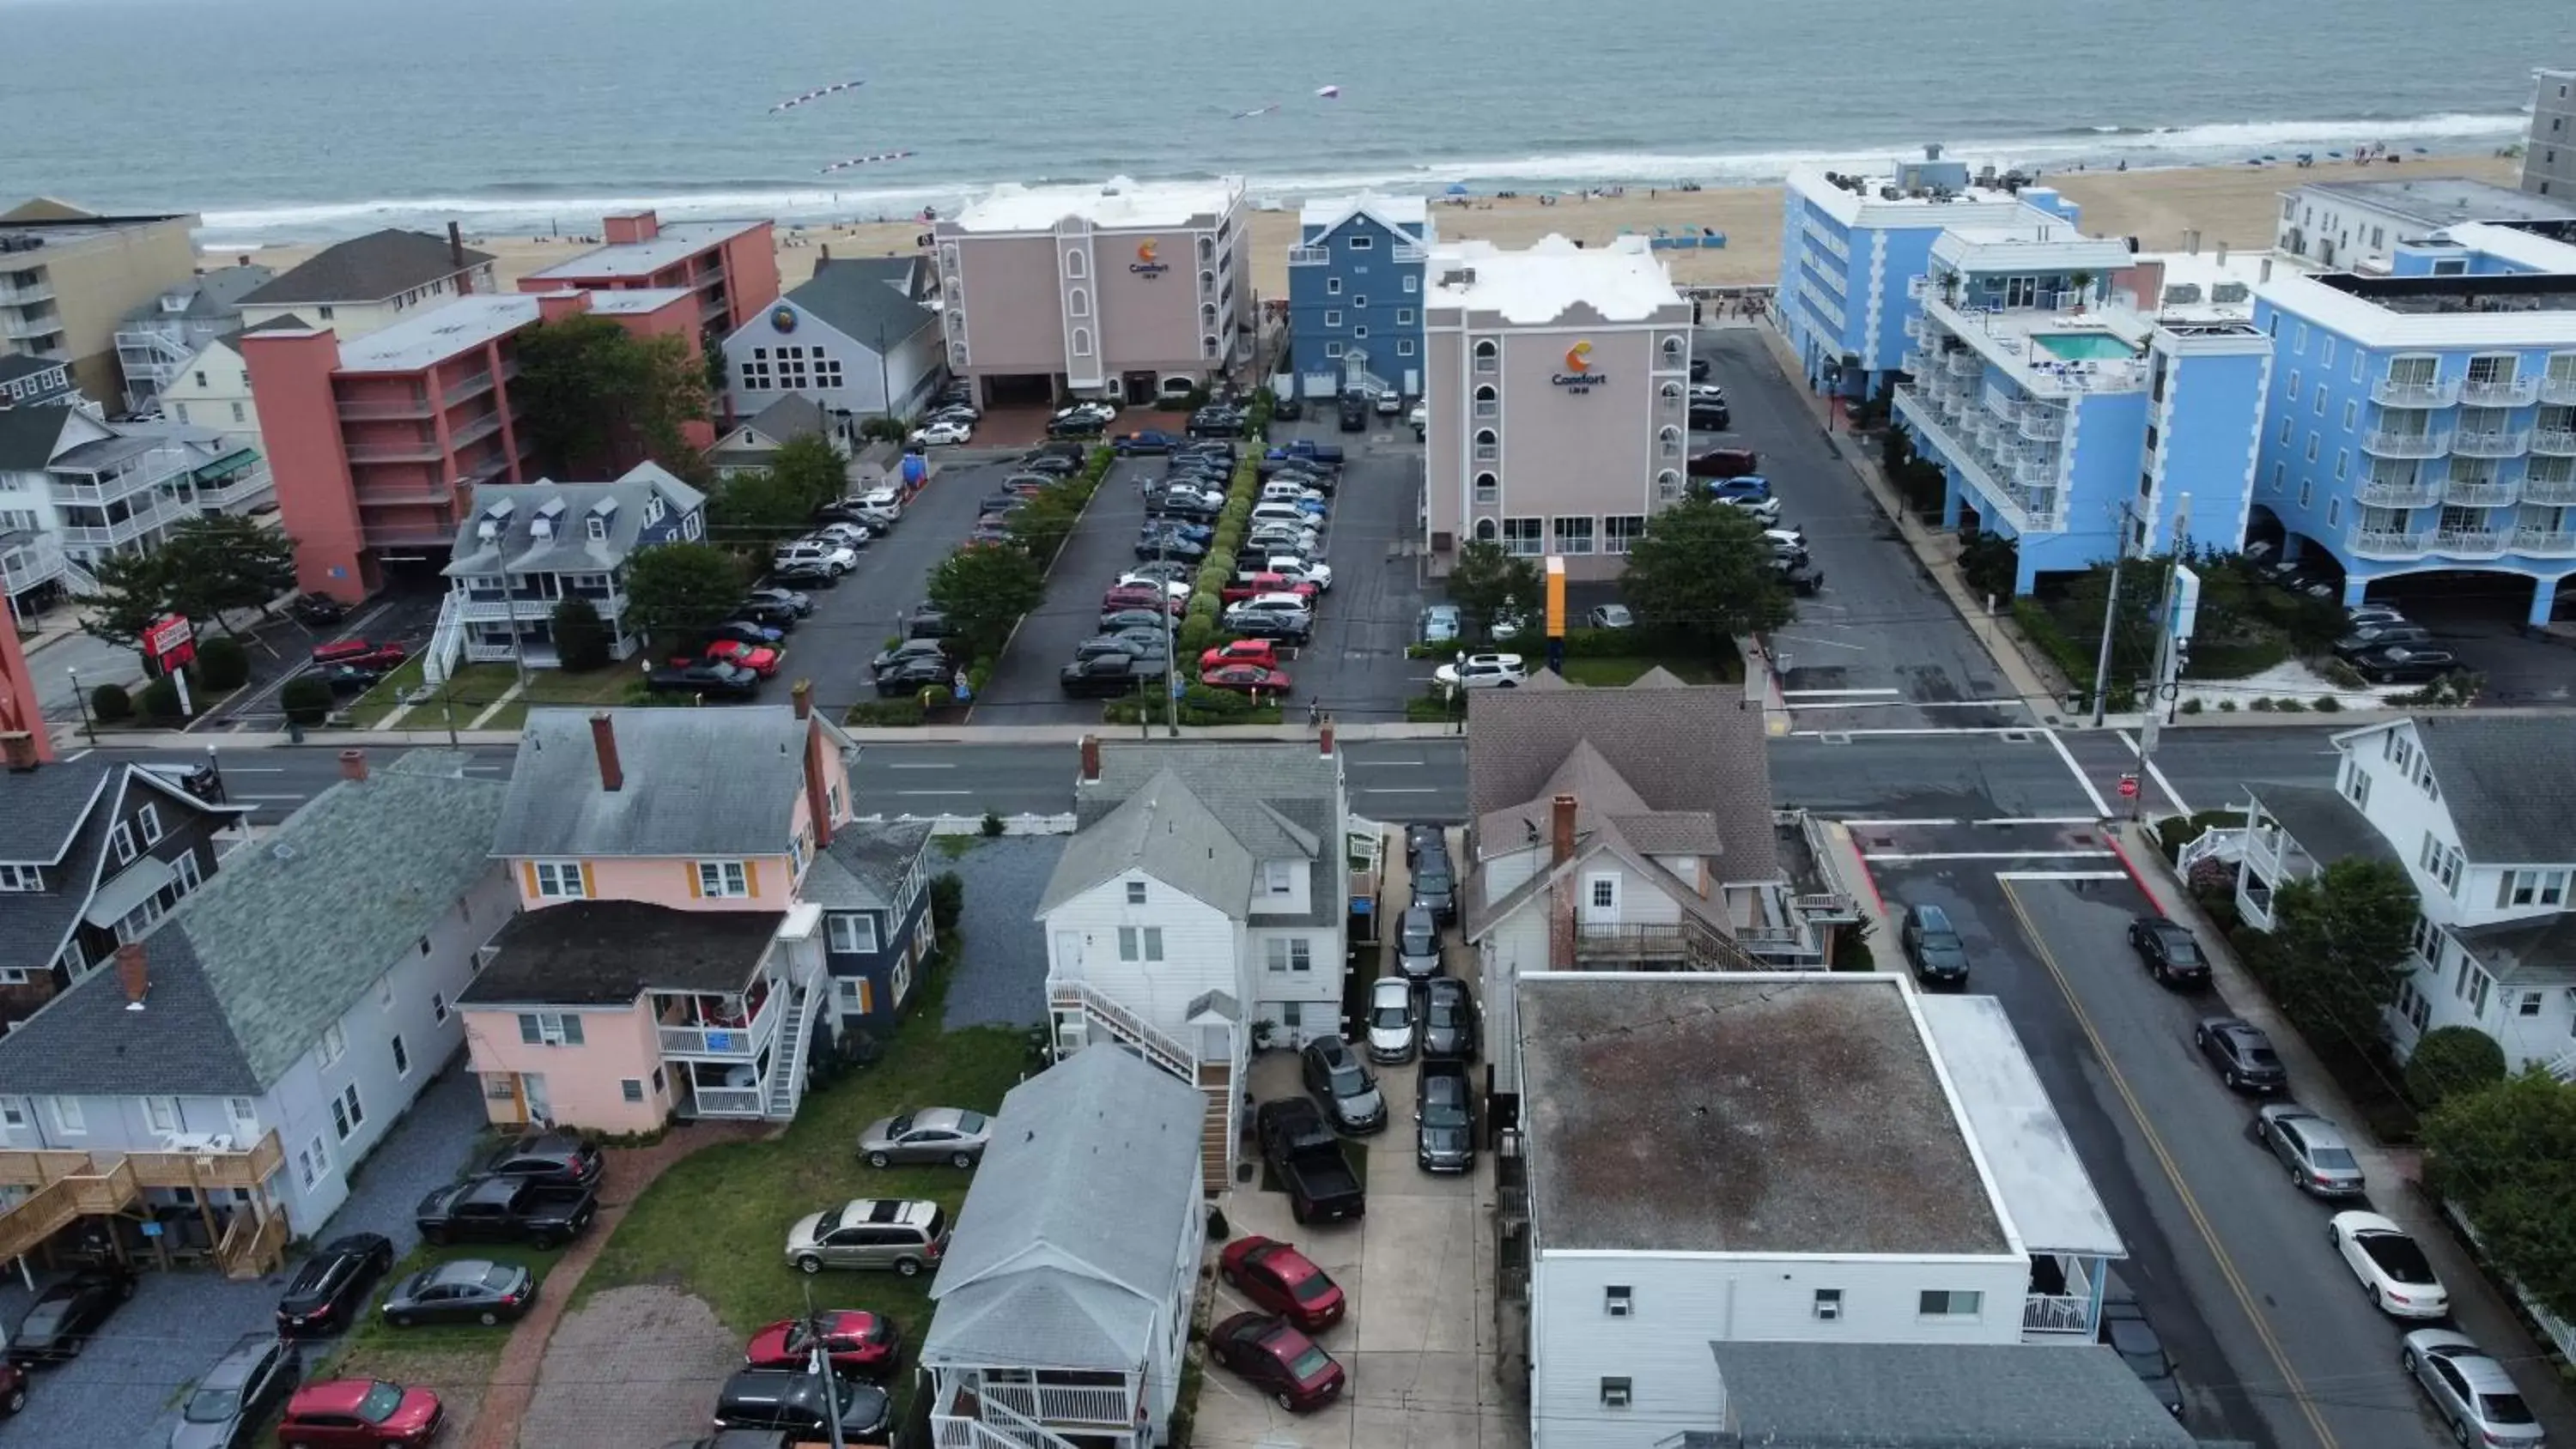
[520, 861, 539, 898]
[745, 860, 762, 898]
[579, 862, 595, 899]
[857, 977, 874, 1015]
[686, 862, 703, 899]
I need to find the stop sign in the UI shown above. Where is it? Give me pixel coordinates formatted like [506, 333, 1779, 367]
[2117, 774, 2141, 798]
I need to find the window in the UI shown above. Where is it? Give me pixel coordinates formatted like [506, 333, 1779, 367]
[1396, 309, 1413, 325]
[1473, 339, 1498, 374]
[143, 1095, 179, 1134]
[1066, 287, 1089, 318]
[1325, 277, 1342, 296]
[1323, 310, 1341, 328]
[1325, 341, 1342, 359]
[2298, 479, 2312, 509]
[2343, 762, 2371, 810]
[1473, 427, 1498, 464]
[1501, 518, 1544, 556]
[532, 860, 587, 899]
[1353, 296, 1368, 310]
[2295, 323, 2309, 352]
[696, 860, 750, 898]
[1473, 383, 1499, 420]
[517, 1011, 585, 1046]
[1918, 1289, 1984, 1318]
[1403, 275, 1418, 293]
[1590, 876, 1619, 911]
[1063, 249, 1086, 279]
[317, 306, 335, 320]
[622, 1079, 645, 1103]
[1661, 336, 1684, 365]
[49, 1098, 84, 1136]
[1603, 1285, 1633, 1317]
[1126, 879, 1148, 905]
[137, 803, 163, 846]
[1813, 1288, 1844, 1320]
[1397, 338, 1415, 356]
[391, 1034, 411, 1076]
[2279, 415, 2293, 445]
[1263, 860, 1297, 897]
[0, 1098, 25, 1131]
[2335, 450, 2348, 481]
[2313, 387, 2328, 416]
[0, 864, 38, 892]
[1352, 324, 1368, 340]
[2327, 498, 2340, 527]
[1116, 926, 1164, 963]
[431, 991, 449, 1025]
[1266, 937, 1314, 973]
[2305, 433, 2319, 463]
[1473, 472, 1498, 505]
[2500, 870, 2570, 908]
[297, 1136, 325, 1190]
[653, 1066, 666, 1096]
[2343, 399, 2358, 429]
[1600, 1378, 1632, 1409]
[1071, 327, 1091, 356]
[2518, 991, 2545, 1019]
[110, 823, 137, 865]
[2319, 336, 2336, 367]
[1552, 516, 1595, 555]
[2459, 959, 2494, 1018]
[2269, 463, 2283, 494]
[318, 1022, 346, 1067]
[828, 913, 881, 953]
[331, 1083, 364, 1141]
[1346, 233, 1373, 251]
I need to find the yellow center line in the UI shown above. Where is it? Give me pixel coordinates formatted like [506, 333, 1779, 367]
[2000, 878, 2340, 1449]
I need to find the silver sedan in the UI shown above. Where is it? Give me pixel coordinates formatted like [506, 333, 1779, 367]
[857, 1106, 993, 1168]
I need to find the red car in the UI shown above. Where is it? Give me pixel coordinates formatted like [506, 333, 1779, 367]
[310, 639, 409, 670]
[1207, 1312, 1345, 1412]
[701, 639, 784, 676]
[1201, 664, 1292, 694]
[277, 1379, 444, 1447]
[1200, 639, 1279, 671]
[1101, 584, 1183, 615]
[1219, 573, 1321, 605]
[1218, 1235, 1345, 1332]
[0, 1361, 21, 1415]
[744, 1309, 902, 1379]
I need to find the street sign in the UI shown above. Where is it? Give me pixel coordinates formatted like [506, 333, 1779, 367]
[142, 614, 196, 670]
[2117, 774, 2141, 799]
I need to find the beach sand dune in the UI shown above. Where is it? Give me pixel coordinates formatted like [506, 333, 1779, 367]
[223, 155, 2520, 304]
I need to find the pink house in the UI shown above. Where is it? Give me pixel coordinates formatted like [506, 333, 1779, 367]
[456, 689, 859, 1132]
[519, 211, 782, 340]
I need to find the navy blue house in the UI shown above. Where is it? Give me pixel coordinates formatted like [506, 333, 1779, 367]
[805, 819, 938, 1032]
[1285, 195, 1433, 403]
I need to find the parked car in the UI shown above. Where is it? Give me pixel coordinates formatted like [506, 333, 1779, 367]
[2346, 604, 2408, 629]
[1337, 396, 1369, 431]
[1704, 474, 1771, 501]
[1376, 391, 1403, 417]
[731, 597, 804, 628]
[1411, 858, 1458, 929]
[479, 1131, 604, 1189]
[857, 1107, 992, 1168]
[906, 420, 971, 446]
[1265, 559, 1334, 591]
[416, 1174, 598, 1248]
[770, 542, 855, 577]
[1408, 401, 1426, 440]
[1364, 977, 1419, 1064]
[808, 521, 872, 549]
[875, 655, 954, 698]
[2401, 1330, 2543, 1448]
[1101, 584, 1185, 615]
[712, 1368, 891, 1443]
[1253, 1098, 1365, 1224]
[1300, 1035, 1388, 1134]
[1079, 631, 1166, 664]
[1220, 573, 1321, 607]
[309, 639, 407, 670]
[1779, 558, 1826, 596]
[2095, 1276, 2182, 1417]
[2333, 623, 2434, 658]
[381, 1259, 538, 1328]
[1224, 603, 1314, 645]
[769, 558, 839, 588]
[2195, 1016, 2288, 1093]
[1587, 604, 1633, 629]
[6, 1265, 135, 1363]
[1100, 608, 1175, 635]
[647, 662, 761, 700]
[1688, 403, 1733, 430]
[1115, 573, 1193, 602]
[324, 664, 389, 694]
[1419, 977, 1479, 1062]
[1687, 446, 1760, 479]
[1061, 653, 1170, 699]
[2348, 644, 2464, 684]
[1217, 1236, 1346, 1333]
[1207, 1313, 1346, 1413]
[1274, 395, 1305, 421]
[1112, 429, 1182, 454]
[2330, 1211, 2449, 1318]
[1899, 902, 1970, 988]
[1134, 534, 1207, 562]
[1415, 1058, 1477, 1174]
[1434, 652, 1528, 690]
[1396, 905, 1443, 979]
[744, 1310, 901, 1379]
[1419, 604, 1462, 644]
[706, 619, 786, 649]
[871, 639, 951, 677]
[906, 604, 955, 640]
[2127, 916, 2210, 988]
[276, 1379, 443, 1448]
[1015, 452, 1080, 476]
[1202, 663, 1293, 694]
[276, 1233, 397, 1338]
[1721, 493, 1784, 524]
[2253, 1104, 2366, 1197]
[700, 640, 784, 677]
[1046, 411, 1106, 439]
[169, 1331, 300, 1449]
[785, 1198, 951, 1276]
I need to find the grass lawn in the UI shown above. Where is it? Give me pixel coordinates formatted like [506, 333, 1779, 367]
[337, 654, 430, 729]
[574, 967, 1030, 1402]
[1554, 652, 1734, 687]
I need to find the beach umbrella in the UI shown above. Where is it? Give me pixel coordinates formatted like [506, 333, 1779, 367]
[1315, 84, 1340, 99]
[819, 150, 915, 174]
[1445, 183, 1469, 195]
[770, 79, 864, 113]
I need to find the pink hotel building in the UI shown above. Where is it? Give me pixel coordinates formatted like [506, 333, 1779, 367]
[246, 288, 709, 598]
[519, 210, 781, 343]
[935, 176, 1245, 406]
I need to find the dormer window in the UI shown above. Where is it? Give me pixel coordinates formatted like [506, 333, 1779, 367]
[0, 864, 41, 892]
[644, 494, 666, 525]
[586, 515, 609, 542]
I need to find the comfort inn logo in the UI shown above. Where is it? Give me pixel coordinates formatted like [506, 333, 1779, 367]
[1552, 340, 1603, 391]
[1130, 239, 1171, 278]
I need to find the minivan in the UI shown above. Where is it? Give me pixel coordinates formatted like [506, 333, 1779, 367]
[784, 1198, 950, 1276]
[1396, 905, 1443, 979]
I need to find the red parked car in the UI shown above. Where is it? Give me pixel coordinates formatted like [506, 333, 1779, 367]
[0, 1360, 22, 1415]
[1207, 1312, 1345, 1412]
[1218, 1236, 1345, 1332]
[744, 1309, 902, 1379]
[1201, 663, 1292, 694]
[1100, 584, 1183, 615]
[700, 639, 784, 677]
[309, 639, 409, 670]
[277, 1379, 444, 1447]
[1219, 573, 1321, 605]
[1200, 639, 1279, 671]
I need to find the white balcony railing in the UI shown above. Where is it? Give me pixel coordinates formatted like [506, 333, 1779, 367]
[2014, 453, 2059, 488]
[1982, 387, 2019, 422]
[50, 458, 189, 505]
[2442, 478, 2520, 508]
[978, 1379, 1136, 1427]
[2357, 476, 2444, 508]
[2541, 376, 2576, 406]
[2434, 528, 2509, 558]
[659, 986, 783, 1058]
[0, 532, 66, 595]
[2024, 1293, 2094, 1335]
[690, 1087, 766, 1117]
[2363, 427, 2451, 458]
[1287, 246, 1329, 266]
[2451, 428, 2530, 458]
[2529, 428, 2576, 458]
[0, 278, 56, 306]
[1944, 350, 1983, 380]
[2372, 376, 2460, 409]
[2348, 524, 2432, 559]
[2523, 472, 2576, 505]
[2512, 527, 2576, 556]
[2461, 376, 2541, 408]
[2017, 400, 2064, 440]
[1906, 276, 1930, 300]
[1392, 242, 1429, 264]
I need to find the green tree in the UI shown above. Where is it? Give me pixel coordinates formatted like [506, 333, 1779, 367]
[551, 595, 612, 672]
[930, 871, 965, 932]
[1621, 494, 1795, 645]
[193, 636, 250, 692]
[279, 675, 333, 727]
[153, 515, 296, 635]
[1006, 487, 1087, 567]
[2421, 1070, 2576, 1321]
[2407, 1026, 2508, 1111]
[766, 435, 848, 512]
[90, 683, 133, 723]
[708, 468, 822, 546]
[621, 543, 743, 647]
[1444, 540, 1543, 643]
[137, 675, 184, 720]
[2243, 857, 2417, 1052]
[78, 550, 172, 654]
[927, 544, 1044, 658]
[512, 314, 711, 480]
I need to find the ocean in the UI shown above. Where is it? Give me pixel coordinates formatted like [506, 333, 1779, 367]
[0, 0, 2549, 243]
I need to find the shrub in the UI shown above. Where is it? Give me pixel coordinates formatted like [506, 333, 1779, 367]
[280, 675, 334, 726]
[194, 636, 250, 692]
[930, 870, 965, 931]
[980, 810, 1005, 837]
[2275, 697, 2307, 712]
[90, 682, 134, 723]
[552, 596, 613, 673]
[2249, 696, 2276, 712]
[2217, 698, 2239, 712]
[2405, 1026, 2506, 1111]
[844, 697, 927, 726]
[1176, 615, 1217, 658]
[2178, 697, 2204, 715]
[2312, 695, 2342, 712]
[137, 675, 184, 720]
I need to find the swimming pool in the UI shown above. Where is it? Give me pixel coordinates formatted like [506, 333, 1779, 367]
[2037, 333, 2136, 362]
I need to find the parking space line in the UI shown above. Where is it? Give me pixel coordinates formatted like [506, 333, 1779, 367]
[1780, 687, 1900, 698]
[2042, 728, 2113, 816]
[1862, 849, 2117, 862]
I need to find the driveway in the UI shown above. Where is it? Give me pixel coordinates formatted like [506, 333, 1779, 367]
[1267, 418, 1425, 725]
[2360, 578, 2576, 708]
[972, 456, 1155, 724]
[933, 834, 1067, 1031]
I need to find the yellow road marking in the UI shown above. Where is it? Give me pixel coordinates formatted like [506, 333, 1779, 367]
[2001, 878, 2339, 1449]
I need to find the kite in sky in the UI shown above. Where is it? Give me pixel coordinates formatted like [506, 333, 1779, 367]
[819, 150, 916, 173]
[771, 80, 864, 113]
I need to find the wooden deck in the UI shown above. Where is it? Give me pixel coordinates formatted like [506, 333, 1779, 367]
[0, 1130, 287, 1271]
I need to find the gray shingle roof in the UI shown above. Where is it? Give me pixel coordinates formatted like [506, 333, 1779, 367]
[804, 820, 933, 912]
[2455, 912, 2576, 987]
[2409, 716, 2576, 864]
[238, 229, 494, 306]
[1039, 770, 1252, 918]
[0, 404, 73, 470]
[0, 765, 214, 985]
[494, 707, 813, 858]
[924, 1047, 1204, 1371]
[0, 354, 74, 391]
[0, 927, 261, 1096]
[1710, 1340, 2197, 1447]
[1087, 743, 1338, 859]
[2249, 784, 2400, 870]
[0, 759, 113, 862]
[778, 258, 938, 351]
[442, 464, 705, 578]
[744, 393, 828, 444]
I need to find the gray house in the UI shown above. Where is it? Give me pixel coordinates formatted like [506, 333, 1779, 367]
[710, 393, 835, 480]
[441, 463, 708, 668]
[922, 1047, 1207, 1449]
[0, 749, 512, 1270]
[1704, 1340, 2201, 1448]
[800, 819, 937, 1034]
[722, 255, 943, 422]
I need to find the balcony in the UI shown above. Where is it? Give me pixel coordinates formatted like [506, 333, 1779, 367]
[2461, 376, 2541, 408]
[1392, 242, 1429, 264]
[441, 370, 496, 406]
[2530, 428, 2576, 458]
[1907, 276, 1930, 300]
[2363, 428, 2451, 459]
[344, 438, 445, 464]
[2025, 1294, 2094, 1336]
[2372, 376, 2459, 408]
[2512, 527, 2576, 556]
[1982, 387, 2020, 422]
[2451, 428, 2530, 458]
[2442, 477, 2520, 508]
[2434, 528, 2508, 558]
[1899, 350, 1928, 377]
[2524, 472, 2576, 505]
[50, 455, 188, 505]
[1288, 246, 1329, 266]
[1802, 223, 1849, 264]
[0, 276, 54, 306]
[336, 394, 433, 421]
[2357, 476, 2444, 508]
[0, 531, 65, 596]
[2014, 453, 2061, 488]
[448, 411, 506, 449]
[2543, 376, 2576, 406]
[658, 983, 783, 1058]
[2347, 524, 2432, 559]
[1944, 350, 1984, 380]
[3, 312, 65, 343]
[2017, 400, 2064, 440]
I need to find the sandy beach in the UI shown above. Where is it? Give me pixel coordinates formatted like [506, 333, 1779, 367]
[224, 155, 2521, 304]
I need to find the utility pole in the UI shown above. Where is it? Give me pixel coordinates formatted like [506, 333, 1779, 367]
[2087, 501, 2133, 727]
[803, 1281, 849, 1449]
[1160, 528, 1181, 738]
[2134, 494, 2194, 821]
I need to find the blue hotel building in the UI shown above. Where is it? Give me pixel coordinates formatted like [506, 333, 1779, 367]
[1779, 147, 2080, 401]
[2251, 221, 2576, 626]
[1285, 195, 1432, 403]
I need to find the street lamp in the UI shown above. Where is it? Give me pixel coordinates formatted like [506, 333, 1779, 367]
[67, 666, 91, 743]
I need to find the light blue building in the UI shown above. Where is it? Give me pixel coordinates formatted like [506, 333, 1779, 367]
[2251, 220, 2576, 625]
[1891, 230, 2271, 593]
[1285, 195, 1433, 403]
[1779, 148, 2080, 402]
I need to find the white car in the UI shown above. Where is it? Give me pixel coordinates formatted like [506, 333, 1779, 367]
[1248, 525, 1322, 554]
[1588, 604, 1633, 629]
[1260, 483, 1326, 506]
[841, 506, 900, 531]
[1764, 527, 1808, 556]
[1434, 652, 1528, 689]
[855, 486, 902, 512]
[1116, 573, 1191, 601]
[2330, 1211, 2450, 1319]
[1689, 384, 1726, 403]
[1722, 494, 1783, 524]
[908, 420, 972, 446]
[809, 522, 872, 548]
[1056, 402, 1116, 423]
[1364, 977, 1417, 1064]
[772, 542, 857, 576]
[1406, 402, 1427, 431]
[1267, 559, 1333, 591]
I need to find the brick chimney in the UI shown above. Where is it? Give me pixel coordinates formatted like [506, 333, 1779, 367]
[447, 221, 471, 290]
[589, 712, 623, 791]
[1078, 735, 1101, 783]
[116, 942, 149, 1008]
[1318, 718, 1335, 757]
[792, 680, 813, 720]
[1, 731, 39, 772]
[338, 749, 368, 783]
[1552, 793, 1577, 865]
[804, 718, 835, 851]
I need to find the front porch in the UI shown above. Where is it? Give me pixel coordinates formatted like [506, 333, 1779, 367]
[2227, 785, 2399, 933]
[653, 905, 826, 1123]
[931, 1367, 1147, 1449]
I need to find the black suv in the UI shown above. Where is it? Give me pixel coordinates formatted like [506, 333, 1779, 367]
[2127, 916, 2210, 988]
[172, 1331, 300, 1449]
[1338, 395, 1369, 432]
[1299, 1035, 1388, 1134]
[479, 1131, 605, 1189]
[276, 1233, 394, 1337]
[2196, 1016, 2288, 1094]
[1900, 903, 1970, 988]
[1420, 978, 1479, 1062]
[713, 1369, 890, 1443]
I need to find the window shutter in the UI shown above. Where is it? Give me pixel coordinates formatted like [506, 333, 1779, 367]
[687, 863, 703, 898]
[858, 977, 874, 1014]
[579, 862, 595, 898]
[745, 861, 762, 896]
[521, 861, 539, 897]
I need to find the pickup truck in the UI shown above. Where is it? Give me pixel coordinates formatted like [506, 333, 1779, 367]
[1111, 429, 1182, 455]
[1255, 1098, 1365, 1225]
[416, 1173, 598, 1249]
[1263, 439, 1345, 470]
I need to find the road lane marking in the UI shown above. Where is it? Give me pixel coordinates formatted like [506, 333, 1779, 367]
[2042, 728, 2113, 816]
[1862, 850, 2116, 862]
[232, 793, 312, 802]
[1766, 632, 1868, 652]
[1350, 759, 1424, 767]
[1780, 687, 1900, 698]
[896, 790, 973, 797]
[1837, 817, 1960, 828]
[216, 766, 285, 773]
[1993, 870, 2131, 882]
[1999, 879, 2341, 1449]
[1361, 787, 1439, 794]
[886, 763, 956, 769]
[60, 749, 94, 763]
[2117, 730, 2195, 815]
[1834, 816, 2106, 828]
[1789, 726, 2043, 737]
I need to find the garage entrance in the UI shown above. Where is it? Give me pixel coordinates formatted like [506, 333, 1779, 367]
[978, 372, 1057, 408]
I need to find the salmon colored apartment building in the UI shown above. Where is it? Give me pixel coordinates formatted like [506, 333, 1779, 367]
[518, 209, 782, 342]
[244, 288, 708, 598]
[0, 616, 47, 763]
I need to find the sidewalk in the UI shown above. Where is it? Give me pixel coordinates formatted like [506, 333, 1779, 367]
[57, 719, 1465, 752]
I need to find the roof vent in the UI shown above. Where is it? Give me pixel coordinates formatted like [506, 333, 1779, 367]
[270, 842, 297, 862]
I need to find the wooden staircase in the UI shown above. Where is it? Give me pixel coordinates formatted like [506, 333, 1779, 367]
[1196, 1060, 1235, 1197]
[1048, 980, 1235, 1195]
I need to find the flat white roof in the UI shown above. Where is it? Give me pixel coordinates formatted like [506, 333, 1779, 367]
[581, 287, 693, 315]
[1425, 234, 1681, 325]
[1789, 163, 2054, 232]
[1934, 225, 2136, 276]
[950, 175, 1242, 234]
[1913, 994, 2124, 1259]
[2444, 221, 2576, 274]
[2259, 269, 2576, 347]
[1297, 192, 1429, 231]
[337, 294, 542, 372]
[523, 220, 768, 281]
[2131, 248, 2299, 324]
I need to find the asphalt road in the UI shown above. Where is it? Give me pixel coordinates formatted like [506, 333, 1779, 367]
[971, 454, 1159, 724]
[1269, 415, 1428, 724]
[1767, 723, 2348, 824]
